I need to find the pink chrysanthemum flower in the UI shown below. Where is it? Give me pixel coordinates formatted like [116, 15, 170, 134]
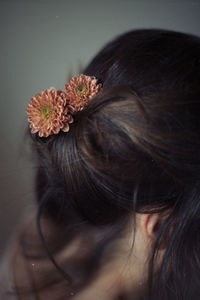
[26, 88, 73, 137]
[65, 74, 102, 112]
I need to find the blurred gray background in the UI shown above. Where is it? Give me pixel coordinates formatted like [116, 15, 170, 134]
[0, 0, 200, 256]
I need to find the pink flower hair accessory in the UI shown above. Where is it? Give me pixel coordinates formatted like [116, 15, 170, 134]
[26, 74, 102, 137]
[65, 74, 102, 112]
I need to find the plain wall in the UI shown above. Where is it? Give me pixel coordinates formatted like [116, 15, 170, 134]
[0, 0, 200, 255]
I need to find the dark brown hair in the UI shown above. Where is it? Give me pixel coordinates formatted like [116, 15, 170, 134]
[28, 29, 200, 299]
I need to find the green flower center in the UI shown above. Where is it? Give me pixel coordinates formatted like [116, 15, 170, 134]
[76, 85, 86, 93]
[42, 106, 50, 118]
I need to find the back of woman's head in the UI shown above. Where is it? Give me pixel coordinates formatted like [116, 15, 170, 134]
[31, 29, 200, 299]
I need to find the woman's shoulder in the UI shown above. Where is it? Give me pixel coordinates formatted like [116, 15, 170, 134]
[0, 210, 45, 300]
[0, 210, 75, 299]
[0, 226, 21, 299]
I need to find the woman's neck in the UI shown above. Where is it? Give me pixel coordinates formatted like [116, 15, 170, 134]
[12, 214, 147, 300]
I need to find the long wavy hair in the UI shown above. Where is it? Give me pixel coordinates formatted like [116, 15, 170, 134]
[24, 29, 200, 299]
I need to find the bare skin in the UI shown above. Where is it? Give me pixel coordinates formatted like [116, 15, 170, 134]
[12, 212, 167, 300]
[71, 213, 166, 300]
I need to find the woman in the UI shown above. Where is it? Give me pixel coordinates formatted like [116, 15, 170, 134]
[1, 28, 200, 300]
